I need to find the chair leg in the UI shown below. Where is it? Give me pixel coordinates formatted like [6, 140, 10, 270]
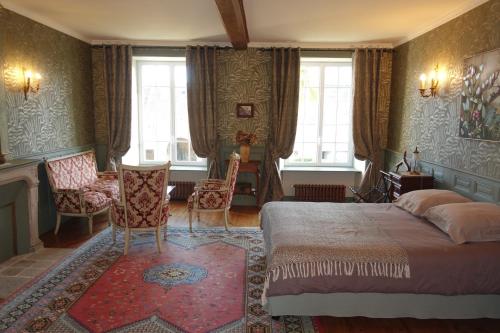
[224, 208, 230, 231]
[54, 213, 62, 235]
[107, 208, 112, 226]
[124, 228, 130, 255]
[197, 212, 200, 222]
[112, 224, 116, 243]
[163, 225, 167, 240]
[155, 227, 162, 253]
[188, 210, 193, 233]
[88, 215, 93, 235]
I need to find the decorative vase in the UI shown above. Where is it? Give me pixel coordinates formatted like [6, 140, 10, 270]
[239, 144, 250, 163]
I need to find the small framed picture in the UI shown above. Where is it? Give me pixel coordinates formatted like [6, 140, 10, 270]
[236, 103, 254, 118]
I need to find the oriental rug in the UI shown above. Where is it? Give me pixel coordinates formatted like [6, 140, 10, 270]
[0, 227, 319, 333]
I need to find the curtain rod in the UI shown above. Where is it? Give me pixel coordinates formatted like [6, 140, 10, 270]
[91, 45, 392, 51]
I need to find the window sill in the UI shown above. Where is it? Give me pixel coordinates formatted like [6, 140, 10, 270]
[282, 166, 361, 172]
[171, 165, 207, 172]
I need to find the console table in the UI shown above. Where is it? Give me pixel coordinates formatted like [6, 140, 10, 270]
[384, 171, 434, 201]
[226, 159, 260, 200]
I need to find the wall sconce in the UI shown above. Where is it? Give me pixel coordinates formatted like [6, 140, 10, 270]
[418, 65, 445, 98]
[22, 68, 42, 100]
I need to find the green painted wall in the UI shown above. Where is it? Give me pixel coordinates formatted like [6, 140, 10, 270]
[388, 0, 500, 179]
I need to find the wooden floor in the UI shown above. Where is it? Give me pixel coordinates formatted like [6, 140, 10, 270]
[40, 201, 260, 248]
[39, 201, 500, 333]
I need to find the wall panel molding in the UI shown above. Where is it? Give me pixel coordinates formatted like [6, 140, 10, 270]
[385, 149, 500, 204]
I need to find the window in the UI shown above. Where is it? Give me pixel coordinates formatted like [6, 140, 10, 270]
[123, 57, 204, 166]
[286, 58, 353, 167]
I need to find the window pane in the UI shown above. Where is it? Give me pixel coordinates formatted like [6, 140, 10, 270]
[287, 60, 353, 167]
[335, 151, 349, 163]
[322, 125, 335, 142]
[337, 88, 351, 124]
[142, 64, 170, 86]
[324, 66, 338, 86]
[126, 59, 205, 165]
[336, 142, 349, 151]
[323, 88, 338, 125]
[174, 87, 189, 139]
[336, 125, 350, 143]
[301, 87, 320, 124]
[141, 86, 170, 142]
[321, 143, 335, 163]
[175, 65, 186, 87]
[300, 66, 320, 87]
[339, 66, 352, 85]
[289, 143, 304, 163]
[143, 141, 170, 162]
[303, 143, 317, 163]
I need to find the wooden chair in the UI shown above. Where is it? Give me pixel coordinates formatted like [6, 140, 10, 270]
[111, 163, 171, 255]
[187, 152, 240, 232]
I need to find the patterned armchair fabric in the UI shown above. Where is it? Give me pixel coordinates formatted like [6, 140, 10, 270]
[45, 151, 119, 235]
[45, 151, 99, 190]
[112, 199, 170, 228]
[117, 166, 169, 228]
[187, 152, 240, 231]
[112, 163, 171, 255]
[52, 189, 111, 214]
[45, 151, 119, 216]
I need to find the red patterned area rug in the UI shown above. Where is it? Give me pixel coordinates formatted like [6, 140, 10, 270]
[0, 227, 320, 332]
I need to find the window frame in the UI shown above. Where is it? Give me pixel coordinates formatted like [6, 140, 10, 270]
[285, 58, 354, 168]
[132, 56, 204, 167]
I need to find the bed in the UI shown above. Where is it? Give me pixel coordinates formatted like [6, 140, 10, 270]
[260, 201, 500, 319]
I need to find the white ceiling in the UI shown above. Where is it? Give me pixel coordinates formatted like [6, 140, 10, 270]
[0, 0, 489, 47]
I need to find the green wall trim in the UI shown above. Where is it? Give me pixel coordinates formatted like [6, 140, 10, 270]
[384, 149, 500, 204]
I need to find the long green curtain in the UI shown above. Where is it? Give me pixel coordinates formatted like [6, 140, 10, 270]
[186, 46, 220, 178]
[103, 45, 133, 170]
[352, 48, 393, 192]
[258, 48, 301, 206]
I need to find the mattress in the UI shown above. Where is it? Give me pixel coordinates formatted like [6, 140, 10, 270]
[261, 202, 500, 298]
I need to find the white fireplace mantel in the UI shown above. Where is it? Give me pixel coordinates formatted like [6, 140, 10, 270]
[0, 159, 43, 251]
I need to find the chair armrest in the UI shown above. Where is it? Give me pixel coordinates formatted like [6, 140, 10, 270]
[97, 171, 118, 180]
[193, 187, 229, 209]
[196, 178, 225, 187]
[52, 189, 85, 213]
[194, 184, 229, 193]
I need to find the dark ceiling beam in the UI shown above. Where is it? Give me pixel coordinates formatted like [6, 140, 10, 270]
[214, 0, 249, 49]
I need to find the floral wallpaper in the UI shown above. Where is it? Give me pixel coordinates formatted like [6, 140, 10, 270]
[0, 8, 94, 158]
[92, 47, 108, 145]
[388, 0, 500, 179]
[216, 48, 271, 145]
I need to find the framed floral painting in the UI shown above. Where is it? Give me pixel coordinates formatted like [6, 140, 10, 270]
[459, 48, 499, 141]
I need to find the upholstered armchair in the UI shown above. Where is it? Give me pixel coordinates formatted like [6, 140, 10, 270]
[187, 152, 240, 232]
[111, 163, 171, 255]
[45, 150, 117, 235]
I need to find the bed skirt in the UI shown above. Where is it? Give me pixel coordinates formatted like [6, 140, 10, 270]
[264, 293, 500, 319]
